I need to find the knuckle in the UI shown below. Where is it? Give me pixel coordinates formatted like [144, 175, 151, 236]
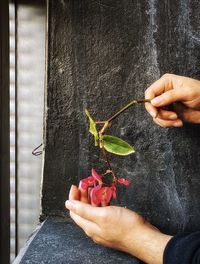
[187, 89, 197, 101]
[69, 211, 73, 218]
[158, 120, 168, 127]
[166, 90, 174, 98]
[92, 236, 102, 245]
[162, 73, 171, 79]
[99, 209, 109, 222]
[162, 93, 170, 102]
[154, 118, 167, 128]
[145, 89, 149, 97]
[144, 103, 149, 112]
[145, 87, 153, 99]
[84, 228, 92, 238]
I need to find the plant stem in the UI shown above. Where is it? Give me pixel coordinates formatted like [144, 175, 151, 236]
[101, 147, 116, 182]
[95, 121, 106, 124]
[99, 98, 151, 135]
[107, 98, 151, 123]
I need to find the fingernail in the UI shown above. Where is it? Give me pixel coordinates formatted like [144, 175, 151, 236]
[169, 114, 177, 120]
[151, 96, 163, 106]
[150, 111, 157, 118]
[70, 185, 76, 191]
[173, 120, 183, 127]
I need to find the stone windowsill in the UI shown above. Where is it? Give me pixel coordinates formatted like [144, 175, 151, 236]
[13, 216, 142, 264]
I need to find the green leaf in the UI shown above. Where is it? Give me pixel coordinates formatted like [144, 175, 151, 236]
[85, 109, 98, 146]
[102, 135, 135, 155]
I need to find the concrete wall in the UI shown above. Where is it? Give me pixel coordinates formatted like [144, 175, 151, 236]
[42, 0, 200, 235]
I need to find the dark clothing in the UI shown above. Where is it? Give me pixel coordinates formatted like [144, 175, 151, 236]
[163, 232, 200, 264]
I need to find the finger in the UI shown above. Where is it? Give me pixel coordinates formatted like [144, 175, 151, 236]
[153, 117, 183, 128]
[65, 200, 104, 223]
[69, 185, 80, 200]
[145, 74, 173, 99]
[145, 104, 177, 120]
[151, 89, 185, 108]
[181, 109, 200, 124]
[145, 74, 174, 117]
[173, 103, 200, 124]
[145, 85, 158, 118]
[145, 102, 158, 118]
[70, 211, 100, 236]
[157, 109, 177, 120]
[79, 187, 90, 204]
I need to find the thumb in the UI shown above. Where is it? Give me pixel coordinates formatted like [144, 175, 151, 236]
[151, 89, 184, 107]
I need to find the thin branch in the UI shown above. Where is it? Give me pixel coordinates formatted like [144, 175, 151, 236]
[95, 121, 106, 124]
[101, 147, 117, 182]
[99, 98, 151, 135]
[107, 99, 151, 123]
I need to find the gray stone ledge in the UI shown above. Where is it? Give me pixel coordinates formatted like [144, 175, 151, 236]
[14, 217, 142, 264]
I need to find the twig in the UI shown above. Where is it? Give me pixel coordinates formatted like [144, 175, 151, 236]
[107, 99, 151, 123]
[99, 98, 151, 135]
[101, 147, 117, 182]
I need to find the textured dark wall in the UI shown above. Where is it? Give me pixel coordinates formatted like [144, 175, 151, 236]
[42, 0, 200, 236]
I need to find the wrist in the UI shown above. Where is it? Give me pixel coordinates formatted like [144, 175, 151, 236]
[124, 222, 172, 264]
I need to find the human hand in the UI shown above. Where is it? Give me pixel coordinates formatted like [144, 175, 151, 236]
[65, 185, 172, 264]
[145, 74, 200, 127]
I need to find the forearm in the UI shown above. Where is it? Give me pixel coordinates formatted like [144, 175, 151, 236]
[124, 223, 172, 264]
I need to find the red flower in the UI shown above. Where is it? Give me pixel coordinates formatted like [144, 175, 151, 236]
[79, 169, 102, 190]
[90, 185, 102, 206]
[79, 176, 96, 190]
[78, 168, 131, 207]
[90, 185, 113, 207]
[91, 168, 102, 183]
[110, 184, 117, 199]
[99, 187, 113, 207]
[117, 178, 131, 186]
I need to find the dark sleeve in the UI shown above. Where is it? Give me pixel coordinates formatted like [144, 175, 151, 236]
[163, 232, 200, 264]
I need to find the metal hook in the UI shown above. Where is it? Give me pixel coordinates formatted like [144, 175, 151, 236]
[32, 143, 43, 156]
